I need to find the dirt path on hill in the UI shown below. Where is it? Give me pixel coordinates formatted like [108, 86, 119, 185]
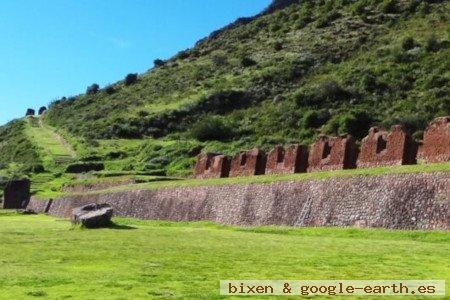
[38, 117, 77, 158]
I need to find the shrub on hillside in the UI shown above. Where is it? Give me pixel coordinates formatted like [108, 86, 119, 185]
[402, 37, 418, 51]
[104, 85, 116, 95]
[211, 53, 228, 66]
[273, 41, 283, 51]
[380, 0, 399, 13]
[316, 11, 341, 28]
[425, 35, 441, 52]
[124, 73, 138, 86]
[191, 116, 234, 142]
[240, 56, 257, 68]
[295, 81, 353, 108]
[65, 162, 104, 173]
[86, 84, 100, 95]
[154, 59, 166, 67]
[301, 110, 330, 129]
[324, 110, 373, 139]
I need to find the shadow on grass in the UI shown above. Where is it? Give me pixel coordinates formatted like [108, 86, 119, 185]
[107, 222, 137, 230]
[69, 222, 137, 230]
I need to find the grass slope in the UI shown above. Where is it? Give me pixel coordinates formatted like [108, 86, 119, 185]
[78, 161, 450, 197]
[0, 212, 448, 299]
[39, 0, 449, 176]
[24, 117, 75, 166]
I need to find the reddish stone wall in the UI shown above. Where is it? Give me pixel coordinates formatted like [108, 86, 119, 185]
[3, 179, 31, 209]
[418, 117, 450, 163]
[194, 153, 230, 179]
[308, 135, 358, 172]
[230, 148, 267, 177]
[28, 172, 450, 230]
[265, 144, 308, 174]
[358, 125, 417, 168]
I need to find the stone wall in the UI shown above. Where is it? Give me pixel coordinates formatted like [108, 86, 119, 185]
[308, 135, 358, 172]
[418, 117, 450, 163]
[3, 179, 31, 209]
[265, 144, 308, 175]
[194, 153, 230, 179]
[358, 126, 417, 168]
[27, 172, 449, 230]
[230, 148, 267, 177]
[194, 117, 450, 179]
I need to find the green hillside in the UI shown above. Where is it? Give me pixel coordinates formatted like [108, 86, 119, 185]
[0, 0, 449, 191]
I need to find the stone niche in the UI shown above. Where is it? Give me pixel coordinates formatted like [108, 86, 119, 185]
[357, 125, 417, 168]
[194, 153, 230, 179]
[265, 144, 309, 175]
[418, 116, 450, 163]
[3, 179, 31, 209]
[230, 148, 267, 177]
[308, 135, 358, 172]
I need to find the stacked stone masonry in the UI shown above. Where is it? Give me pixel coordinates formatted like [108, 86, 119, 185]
[418, 117, 450, 163]
[266, 144, 308, 175]
[307, 135, 358, 172]
[27, 172, 450, 230]
[194, 153, 230, 179]
[3, 179, 31, 209]
[229, 148, 267, 177]
[194, 117, 450, 179]
[357, 125, 417, 168]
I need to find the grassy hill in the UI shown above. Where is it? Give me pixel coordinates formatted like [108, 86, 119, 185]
[0, 0, 449, 192]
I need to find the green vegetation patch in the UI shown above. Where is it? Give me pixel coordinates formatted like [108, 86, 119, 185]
[0, 212, 448, 298]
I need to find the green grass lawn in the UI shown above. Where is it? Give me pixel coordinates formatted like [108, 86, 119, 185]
[0, 211, 448, 299]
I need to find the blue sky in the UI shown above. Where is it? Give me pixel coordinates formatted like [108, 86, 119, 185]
[0, 0, 271, 125]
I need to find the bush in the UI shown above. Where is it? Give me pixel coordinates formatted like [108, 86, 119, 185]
[104, 85, 116, 95]
[191, 116, 233, 142]
[273, 41, 283, 51]
[154, 59, 166, 67]
[80, 154, 103, 162]
[124, 73, 138, 86]
[402, 37, 417, 51]
[316, 11, 341, 28]
[66, 162, 104, 173]
[33, 164, 45, 173]
[296, 81, 353, 108]
[86, 84, 100, 95]
[425, 35, 440, 52]
[211, 54, 228, 66]
[301, 110, 330, 128]
[324, 111, 373, 139]
[352, 2, 366, 15]
[380, 0, 399, 13]
[240, 56, 257, 68]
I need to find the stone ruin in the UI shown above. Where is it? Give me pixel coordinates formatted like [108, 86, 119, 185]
[3, 179, 31, 209]
[194, 153, 230, 179]
[308, 135, 358, 172]
[265, 144, 309, 175]
[418, 117, 450, 163]
[38, 106, 47, 115]
[193, 116, 450, 179]
[229, 148, 267, 177]
[357, 125, 417, 168]
[25, 108, 35, 116]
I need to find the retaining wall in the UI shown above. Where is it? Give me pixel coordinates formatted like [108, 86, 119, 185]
[27, 172, 449, 230]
